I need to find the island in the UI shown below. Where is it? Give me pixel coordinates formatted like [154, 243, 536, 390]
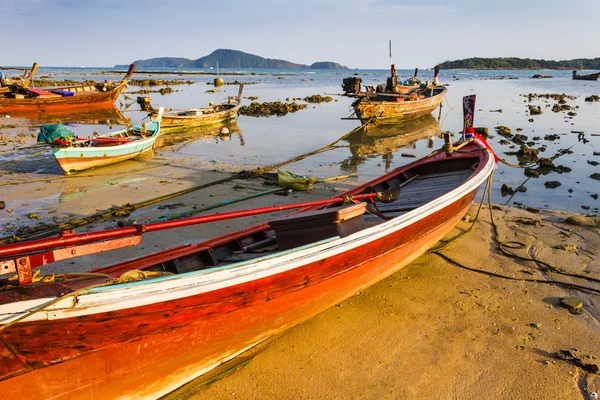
[439, 57, 600, 70]
[115, 49, 348, 70]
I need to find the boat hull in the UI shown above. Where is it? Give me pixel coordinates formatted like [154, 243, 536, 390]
[52, 131, 158, 174]
[158, 106, 239, 133]
[0, 84, 126, 113]
[573, 72, 600, 81]
[52, 145, 155, 174]
[0, 188, 477, 399]
[353, 87, 446, 122]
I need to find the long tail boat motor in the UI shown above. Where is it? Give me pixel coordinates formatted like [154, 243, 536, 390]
[137, 96, 153, 111]
[342, 77, 362, 94]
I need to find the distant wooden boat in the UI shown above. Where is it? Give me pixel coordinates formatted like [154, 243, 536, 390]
[51, 108, 163, 174]
[0, 133, 495, 399]
[352, 86, 447, 122]
[343, 67, 420, 95]
[0, 63, 38, 88]
[150, 84, 243, 133]
[572, 70, 600, 81]
[0, 65, 135, 114]
[345, 62, 445, 123]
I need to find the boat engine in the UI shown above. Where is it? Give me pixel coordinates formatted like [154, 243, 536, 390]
[342, 77, 362, 94]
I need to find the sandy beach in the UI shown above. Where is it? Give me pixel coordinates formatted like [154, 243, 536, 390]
[161, 204, 600, 400]
[1, 69, 599, 399]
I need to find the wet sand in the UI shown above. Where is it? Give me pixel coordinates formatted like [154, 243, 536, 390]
[167, 205, 600, 400]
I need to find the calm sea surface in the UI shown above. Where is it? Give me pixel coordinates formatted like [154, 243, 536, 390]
[3, 66, 600, 213]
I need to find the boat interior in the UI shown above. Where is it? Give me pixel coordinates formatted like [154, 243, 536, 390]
[1, 81, 121, 100]
[172, 102, 238, 117]
[98, 157, 479, 274]
[69, 122, 159, 147]
[374, 85, 446, 102]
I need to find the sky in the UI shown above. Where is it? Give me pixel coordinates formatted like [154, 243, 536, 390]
[1, 0, 599, 68]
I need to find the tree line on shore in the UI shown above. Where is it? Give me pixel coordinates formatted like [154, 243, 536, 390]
[439, 57, 600, 70]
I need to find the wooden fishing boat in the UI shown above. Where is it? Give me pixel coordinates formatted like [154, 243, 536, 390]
[346, 62, 446, 123]
[0, 63, 38, 88]
[0, 129, 496, 398]
[150, 84, 244, 133]
[352, 85, 447, 122]
[51, 108, 164, 174]
[572, 70, 600, 81]
[0, 65, 135, 114]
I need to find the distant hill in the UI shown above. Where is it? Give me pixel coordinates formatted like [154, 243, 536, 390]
[439, 57, 600, 70]
[116, 49, 348, 69]
[310, 62, 347, 69]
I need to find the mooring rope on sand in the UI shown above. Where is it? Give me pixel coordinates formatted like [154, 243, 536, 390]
[0, 149, 47, 169]
[429, 173, 600, 295]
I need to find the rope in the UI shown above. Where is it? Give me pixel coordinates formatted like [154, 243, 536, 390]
[1, 112, 376, 242]
[428, 172, 600, 295]
[443, 94, 454, 111]
[0, 174, 243, 244]
[0, 160, 166, 186]
[0, 149, 47, 169]
[0, 144, 46, 153]
[253, 113, 378, 174]
[0, 270, 172, 332]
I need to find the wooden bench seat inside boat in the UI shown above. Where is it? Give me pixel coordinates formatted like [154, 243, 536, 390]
[269, 202, 367, 250]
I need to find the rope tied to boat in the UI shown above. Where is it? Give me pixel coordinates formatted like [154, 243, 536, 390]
[0, 269, 173, 333]
[428, 173, 600, 295]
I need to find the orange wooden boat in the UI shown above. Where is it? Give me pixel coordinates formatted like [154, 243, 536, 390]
[345, 64, 445, 123]
[0, 135, 496, 399]
[0, 65, 135, 114]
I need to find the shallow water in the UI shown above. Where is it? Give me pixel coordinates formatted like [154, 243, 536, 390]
[2, 67, 600, 214]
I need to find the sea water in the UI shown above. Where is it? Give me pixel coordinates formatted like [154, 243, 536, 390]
[4, 66, 599, 213]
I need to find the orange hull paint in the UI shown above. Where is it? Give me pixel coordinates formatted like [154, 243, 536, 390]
[0, 84, 125, 114]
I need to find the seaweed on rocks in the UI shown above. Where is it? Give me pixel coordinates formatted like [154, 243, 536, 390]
[239, 101, 308, 117]
[303, 94, 333, 103]
[528, 105, 543, 115]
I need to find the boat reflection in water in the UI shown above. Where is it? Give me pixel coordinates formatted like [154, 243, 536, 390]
[342, 114, 441, 172]
[154, 120, 242, 149]
[12, 106, 128, 126]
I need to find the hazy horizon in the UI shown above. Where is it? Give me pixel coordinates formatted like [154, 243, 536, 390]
[2, 0, 599, 69]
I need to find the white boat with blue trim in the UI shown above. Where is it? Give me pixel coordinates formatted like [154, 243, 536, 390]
[52, 108, 164, 174]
